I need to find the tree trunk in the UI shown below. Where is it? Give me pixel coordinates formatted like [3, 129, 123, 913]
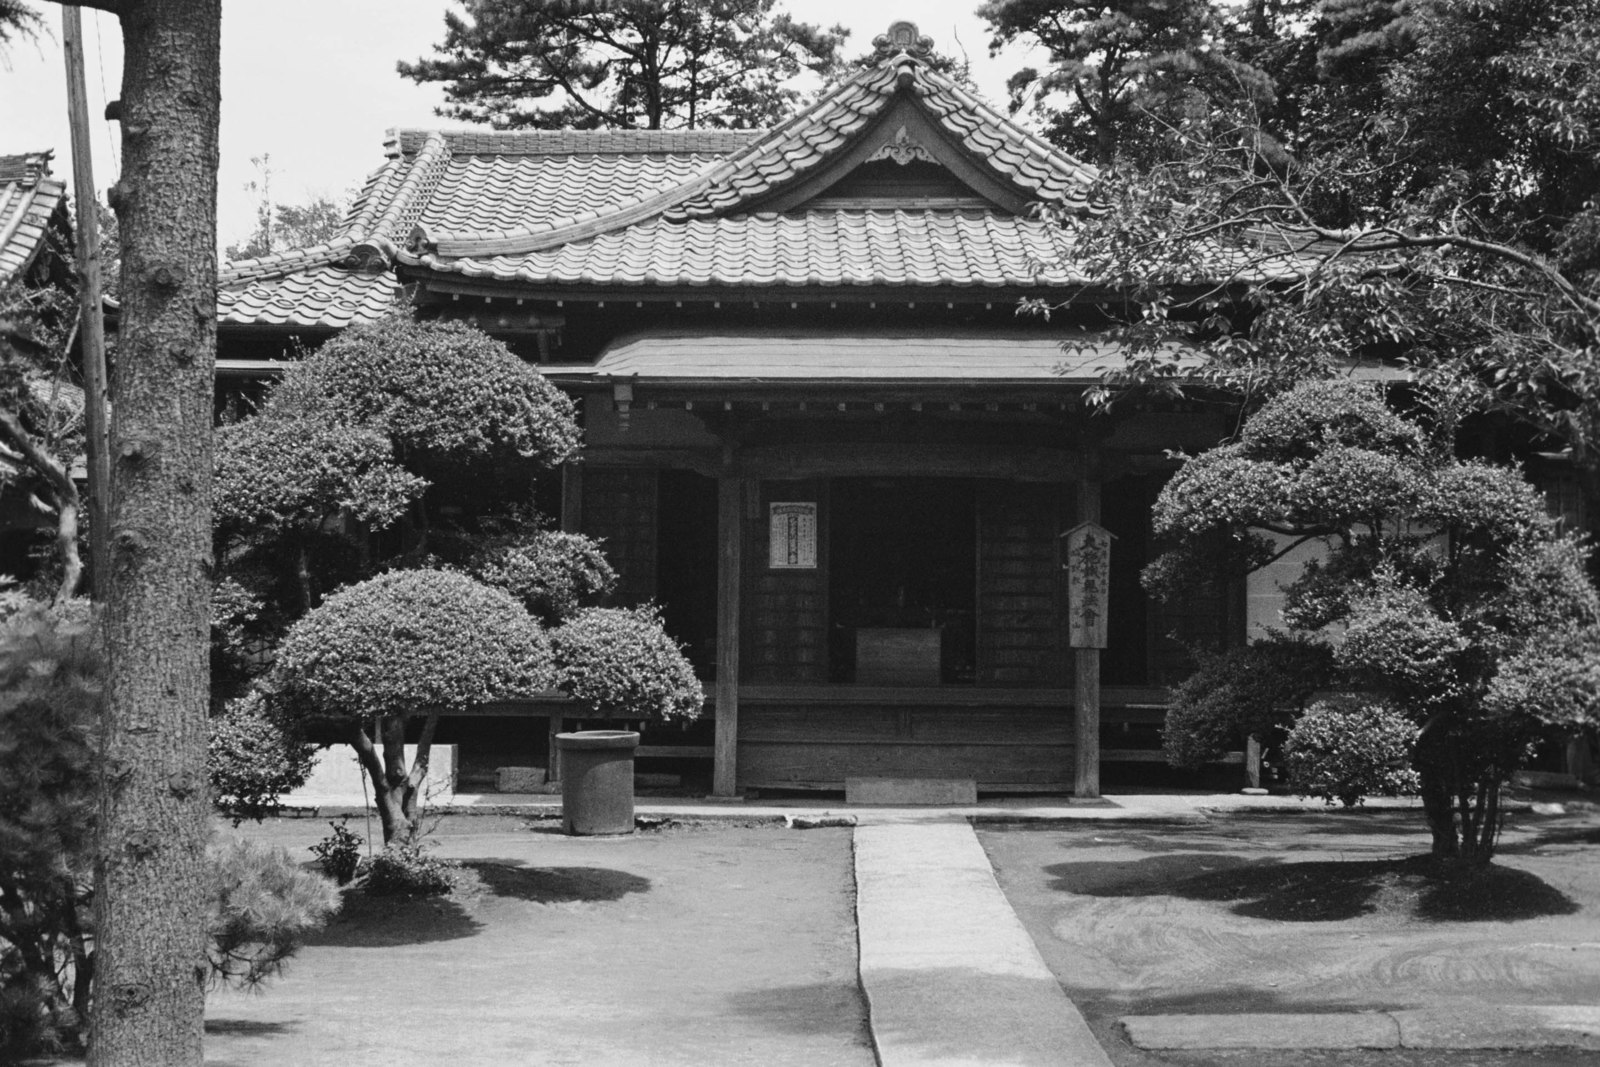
[1418, 762, 1460, 860]
[351, 714, 434, 845]
[88, 2, 221, 1065]
[350, 719, 402, 845]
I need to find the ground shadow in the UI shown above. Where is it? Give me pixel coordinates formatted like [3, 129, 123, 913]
[1498, 823, 1600, 852]
[1045, 854, 1579, 922]
[721, 978, 872, 1044]
[460, 860, 651, 903]
[204, 1019, 296, 1037]
[1412, 862, 1581, 921]
[307, 890, 483, 947]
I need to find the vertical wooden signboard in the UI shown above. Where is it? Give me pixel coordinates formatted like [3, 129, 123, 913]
[1065, 523, 1112, 649]
[1064, 521, 1112, 797]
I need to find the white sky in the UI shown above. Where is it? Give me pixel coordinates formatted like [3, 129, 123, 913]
[1, 2, 1041, 249]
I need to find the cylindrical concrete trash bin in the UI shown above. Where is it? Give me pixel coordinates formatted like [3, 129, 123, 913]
[556, 730, 639, 835]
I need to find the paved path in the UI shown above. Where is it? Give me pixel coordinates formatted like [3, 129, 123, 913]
[854, 821, 1113, 1067]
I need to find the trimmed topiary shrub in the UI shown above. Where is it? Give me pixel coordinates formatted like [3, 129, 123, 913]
[274, 569, 553, 721]
[271, 569, 554, 843]
[463, 529, 617, 626]
[551, 605, 704, 722]
[1148, 379, 1600, 864]
[269, 315, 581, 471]
[208, 691, 318, 825]
[1283, 699, 1422, 807]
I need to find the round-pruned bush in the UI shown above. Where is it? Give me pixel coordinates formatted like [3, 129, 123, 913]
[464, 529, 617, 626]
[1239, 381, 1425, 462]
[272, 570, 554, 723]
[361, 842, 458, 897]
[550, 606, 703, 722]
[1283, 698, 1421, 807]
[270, 316, 580, 470]
[209, 691, 318, 824]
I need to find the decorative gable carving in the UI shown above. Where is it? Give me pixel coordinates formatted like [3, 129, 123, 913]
[743, 96, 1034, 216]
[867, 125, 936, 166]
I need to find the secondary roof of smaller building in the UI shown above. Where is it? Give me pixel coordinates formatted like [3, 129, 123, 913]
[0, 151, 68, 286]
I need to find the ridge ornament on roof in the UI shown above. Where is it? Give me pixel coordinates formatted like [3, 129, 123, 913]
[873, 21, 934, 60]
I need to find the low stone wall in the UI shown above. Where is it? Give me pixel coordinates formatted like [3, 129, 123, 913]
[286, 744, 458, 802]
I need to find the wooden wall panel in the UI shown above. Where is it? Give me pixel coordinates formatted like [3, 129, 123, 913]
[976, 483, 1066, 686]
[736, 701, 1074, 789]
[745, 480, 829, 684]
[580, 467, 658, 606]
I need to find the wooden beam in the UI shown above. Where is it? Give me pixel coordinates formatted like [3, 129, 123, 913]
[738, 443, 1084, 482]
[712, 475, 746, 796]
[1074, 470, 1103, 798]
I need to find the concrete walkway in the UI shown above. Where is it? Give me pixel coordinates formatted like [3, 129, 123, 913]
[854, 821, 1113, 1067]
[279, 788, 1431, 826]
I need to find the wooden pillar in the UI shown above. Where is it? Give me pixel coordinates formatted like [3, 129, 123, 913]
[1074, 473, 1102, 798]
[712, 475, 746, 797]
[547, 713, 564, 784]
[560, 462, 583, 534]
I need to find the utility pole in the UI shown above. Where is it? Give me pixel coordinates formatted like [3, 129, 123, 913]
[61, 6, 112, 602]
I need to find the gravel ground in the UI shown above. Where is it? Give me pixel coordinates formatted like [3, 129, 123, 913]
[202, 815, 872, 1067]
[980, 802, 1600, 1067]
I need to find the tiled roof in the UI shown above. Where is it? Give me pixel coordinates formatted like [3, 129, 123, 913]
[215, 32, 1109, 326]
[391, 128, 765, 157]
[545, 330, 1203, 384]
[417, 210, 1086, 289]
[417, 153, 717, 235]
[0, 151, 68, 285]
[664, 59, 1096, 224]
[411, 54, 1098, 259]
[217, 264, 403, 328]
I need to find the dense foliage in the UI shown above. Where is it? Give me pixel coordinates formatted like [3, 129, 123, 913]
[270, 570, 553, 843]
[1010, 0, 1600, 479]
[208, 692, 318, 825]
[458, 527, 618, 626]
[270, 317, 580, 474]
[273, 569, 553, 723]
[309, 820, 363, 886]
[551, 606, 705, 723]
[399, 0, 847, 130]
[980, 0, 1272, 164]
[216, 308, 582, 703]
[1151, 381, 1600, 863]
[361, 843, 459, 898]
[1282, 699, 1422, 807]
[0, 601, 335, 1058]
[0, 601, 98, 1058]
[205, 839, 340, 990]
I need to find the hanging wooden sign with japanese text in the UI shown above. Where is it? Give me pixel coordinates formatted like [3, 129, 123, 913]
[1064, 521, 1114, 648]
[769, 502, 818, 569]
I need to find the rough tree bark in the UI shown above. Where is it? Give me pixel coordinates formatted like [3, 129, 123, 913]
[350, 713, 440, 845]
[64, 0, 222, 1064]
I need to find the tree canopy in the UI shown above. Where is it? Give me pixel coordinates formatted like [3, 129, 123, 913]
[1029, 0, 1600, 479]
[399, 0, 848, 130]
[1151, 381, 1600, 863]
[979, 0, 1274, 164]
